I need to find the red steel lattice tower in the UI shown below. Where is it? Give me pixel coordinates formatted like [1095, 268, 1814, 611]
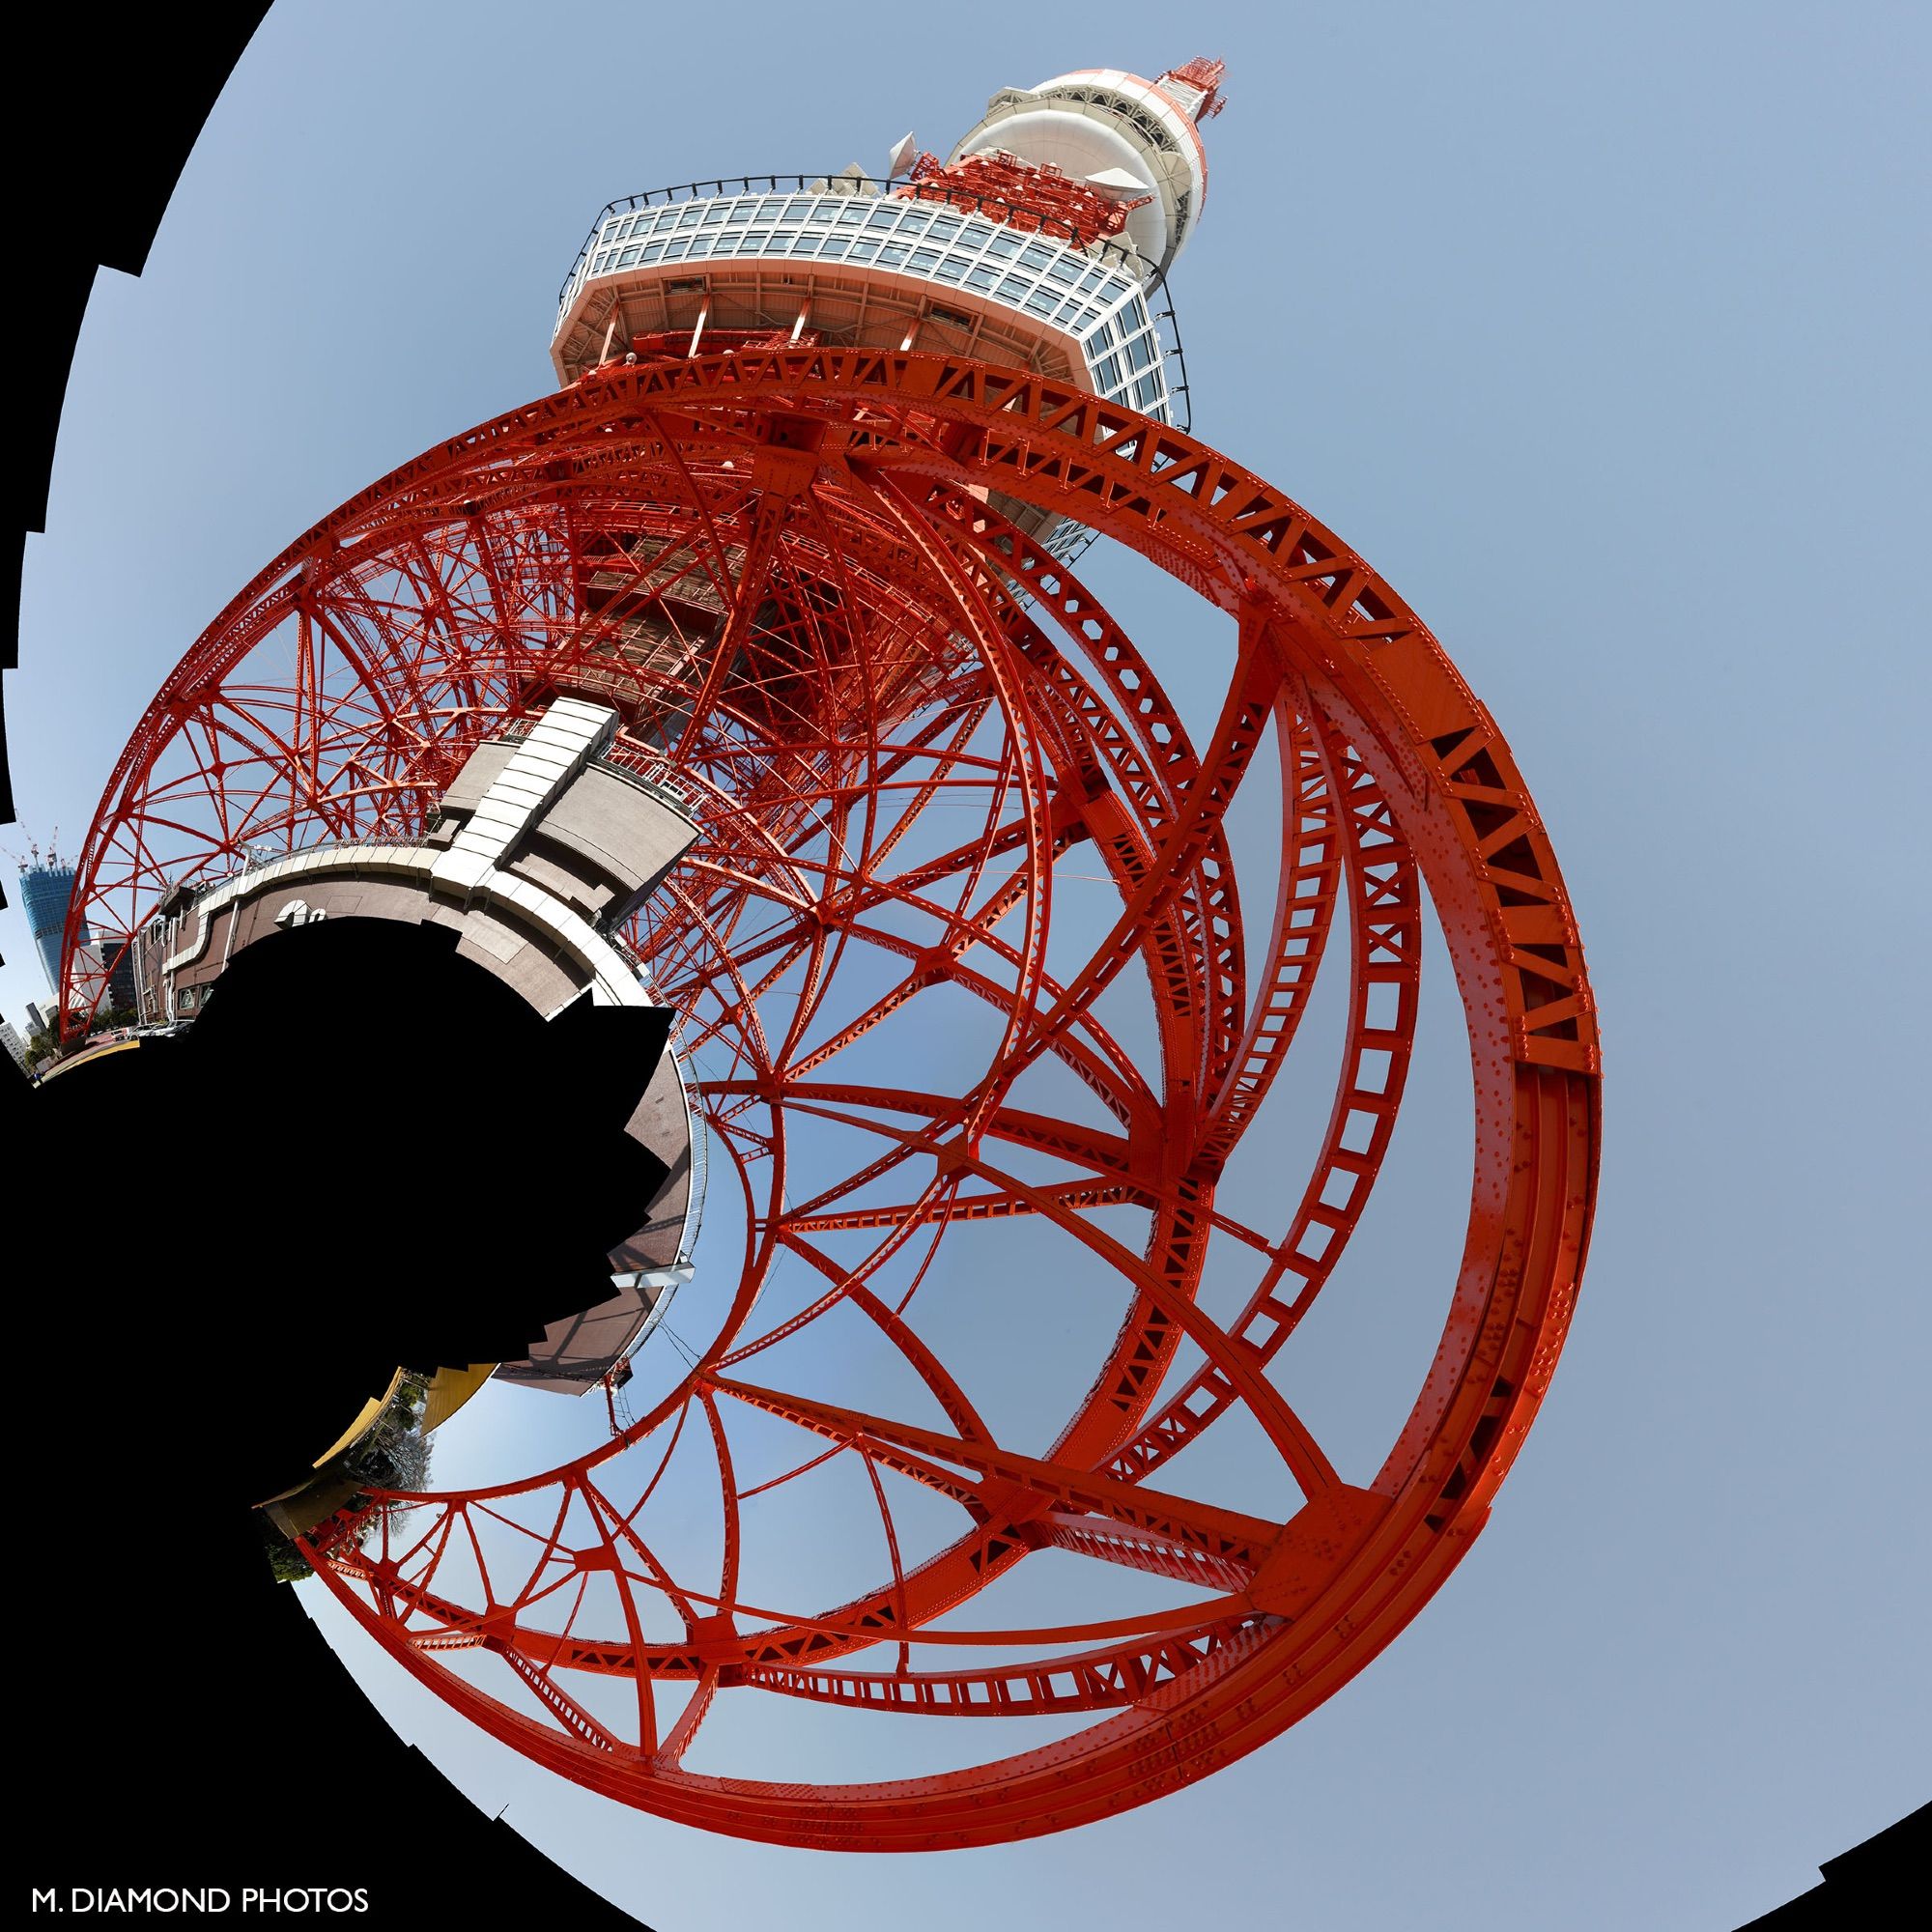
[62, 59, 1599, 1849]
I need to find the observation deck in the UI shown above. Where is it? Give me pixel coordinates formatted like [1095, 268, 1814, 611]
[551, 173, 1188, 430]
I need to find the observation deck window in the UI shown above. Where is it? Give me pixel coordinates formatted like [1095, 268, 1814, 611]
[562, 185, 1189, 433]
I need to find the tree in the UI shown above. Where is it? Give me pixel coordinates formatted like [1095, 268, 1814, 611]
[259, 1372, 437, 1582]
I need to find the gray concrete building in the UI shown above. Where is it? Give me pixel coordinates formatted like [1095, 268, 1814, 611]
[132, 698, 704, 1392]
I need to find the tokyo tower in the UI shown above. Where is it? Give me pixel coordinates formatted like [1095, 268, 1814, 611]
[55, 58, 1600, 1850]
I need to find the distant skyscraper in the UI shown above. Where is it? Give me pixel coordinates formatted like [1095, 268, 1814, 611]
[18, 859, 90, 1001]
[0, 1017, 28, 1073]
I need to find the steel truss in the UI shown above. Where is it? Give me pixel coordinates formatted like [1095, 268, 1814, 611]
[68, 352, 1599, 1849]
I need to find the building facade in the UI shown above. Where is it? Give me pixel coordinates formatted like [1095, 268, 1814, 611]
[132, 697, 706, 1394]
[18, 858, 90, 1001]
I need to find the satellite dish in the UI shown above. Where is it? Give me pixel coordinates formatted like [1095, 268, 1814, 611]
[887, 130, 918, 178]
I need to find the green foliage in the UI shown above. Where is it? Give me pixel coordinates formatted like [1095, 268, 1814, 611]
[260, 1524, 316, 1583]
[259, 1373, 437, 1584]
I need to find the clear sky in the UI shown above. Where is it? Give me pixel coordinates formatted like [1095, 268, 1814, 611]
[8, 2, 1927, 1926]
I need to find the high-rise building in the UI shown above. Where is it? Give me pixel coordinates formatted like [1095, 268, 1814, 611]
[0, 1016, 28, 1073]
[17, 855, 90, 1001]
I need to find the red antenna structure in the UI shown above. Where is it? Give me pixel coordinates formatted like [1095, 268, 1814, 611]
[901, 148, 1151, 247]
[59, 61, 1598, 1850]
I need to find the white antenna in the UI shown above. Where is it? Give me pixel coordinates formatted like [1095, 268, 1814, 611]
[887, 130, 918, 179]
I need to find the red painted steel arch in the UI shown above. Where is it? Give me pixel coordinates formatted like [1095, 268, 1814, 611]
[68, 351, 1599, 1849]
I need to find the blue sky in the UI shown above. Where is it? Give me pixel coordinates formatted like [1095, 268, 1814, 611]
[7, 3, 1926, 1926]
